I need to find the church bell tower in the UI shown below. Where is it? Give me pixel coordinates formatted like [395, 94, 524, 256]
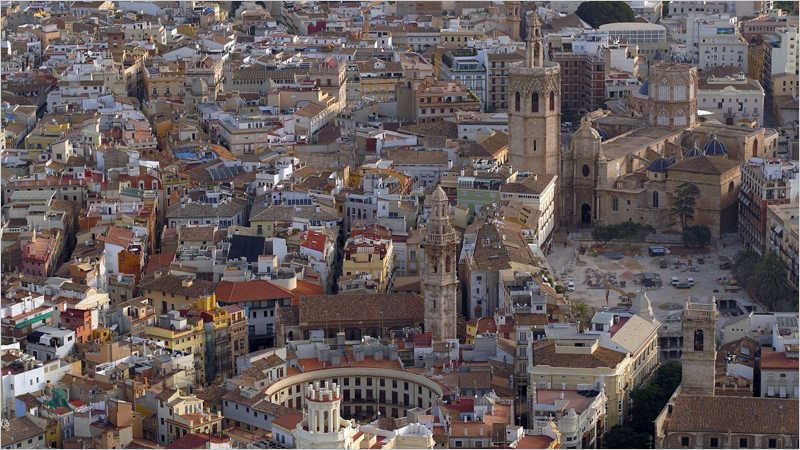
[506, 1, 521, 41]
[680, 297, 718, 395]
[422, 186, 458, 343]
[508, 4, 562, 216]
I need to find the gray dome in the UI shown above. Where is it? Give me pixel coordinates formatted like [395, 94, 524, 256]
[647, 157, 672, 173]
[594, 127, 609, 141]
[703, 136, 729, 156]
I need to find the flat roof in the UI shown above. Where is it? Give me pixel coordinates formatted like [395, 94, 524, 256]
[9, 191, 56, 202]
[600, 22, 667, 31]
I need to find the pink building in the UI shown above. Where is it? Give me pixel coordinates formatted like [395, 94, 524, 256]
[21, 230, 56, 277]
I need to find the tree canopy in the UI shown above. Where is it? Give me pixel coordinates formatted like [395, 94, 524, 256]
[603, 425, 651, 449]
[576, 1, 636, 28]
[682, 225, 712, 248]
[591, 222, 656, 245]
[628, 362, 682, 436]
[732, 250, 796, 310]
[670, 182, 697, 232]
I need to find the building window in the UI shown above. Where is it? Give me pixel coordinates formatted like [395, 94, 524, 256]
[653, 191, 659, 208]
[739, 438, 748, 448]
[612, 197, 618, 211]
[710, 438, 718, 448]
[549, 91, 555, 110]
[514, 91, 520, 111]
[531, 92, 539, 112]
[582, 165, 590, 177]
[768, 439, 777, 448]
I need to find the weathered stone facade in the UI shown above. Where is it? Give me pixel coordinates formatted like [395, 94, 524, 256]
[508, 8, 562, 222]
[422, 186, 458, 343]
[680, 299, 718, 396]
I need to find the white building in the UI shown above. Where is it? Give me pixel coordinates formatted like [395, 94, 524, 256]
[625, 1, 664, 23]
[24, 326, 76, 361]
[698, 70, 765, 126]
[1, 350, 73, 419]
[499, 173, 558, 249]
[687, 15, 748, 70]
[292, 382, 361, 449]
[599, 22, 667, 44]
[529, 378, 608, 449]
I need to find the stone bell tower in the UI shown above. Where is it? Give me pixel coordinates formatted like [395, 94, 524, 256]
[508, 4, 562, 222]
[506, 1, 521, 41]
[680, 297, 718, 396]
[422, 186, 458, 343]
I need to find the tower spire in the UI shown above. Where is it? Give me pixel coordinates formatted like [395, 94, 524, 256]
[525, 3, 544, 68]
[422, 186, 458, 343]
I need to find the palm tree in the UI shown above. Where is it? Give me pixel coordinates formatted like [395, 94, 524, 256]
[571, 302, 592, 322]
[670, 182, 697, 232]
[732, 249, 760, 288]
[751, 251, 793, 311]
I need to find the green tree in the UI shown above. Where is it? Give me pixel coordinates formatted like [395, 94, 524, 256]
[682, 225, 712, 248]
[751, 251, 794, 310]
[576, 1, 636, 28]
[571, 302, 592, 321]
[732, 249, 760, 288]
[670, 182, 697, 232]
[657, 361, 683, 395]
[628, 362, 682, 435]
[592, 225, 617, 245]
[603, 425, 651, 449]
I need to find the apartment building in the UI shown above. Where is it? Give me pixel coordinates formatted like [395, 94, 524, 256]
[396, 76, 481, 124]
[553, 51, 605, 113]
[144, 311, 208, 384]
[738, 158, 799, 255]
[698, 68, 765, 126]
[486, 52, 525, 112]
[440, 49, 487, 106]
[696, 16, 748, 70]
[763, 26, 799, 114]
[766, 203, 799, 293]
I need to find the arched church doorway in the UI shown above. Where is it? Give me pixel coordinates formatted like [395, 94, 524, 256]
[581, 204, 591, 224]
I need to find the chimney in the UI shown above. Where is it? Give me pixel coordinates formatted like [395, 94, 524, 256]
[154, 271, 162, 279]
[534, 173, 538, 181]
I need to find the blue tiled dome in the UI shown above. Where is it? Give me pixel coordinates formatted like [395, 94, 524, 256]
[668, 155, 676, 164]
[685, 146, 705, 158]
[653, 52, 664, 61]
[647, 157, 672, 173]
[703, 136, 729, 156]
[638, 79, 649, 96]
[594, 127, 609, 141]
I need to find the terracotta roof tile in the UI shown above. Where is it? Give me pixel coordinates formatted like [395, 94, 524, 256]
[298, 294, 424, 323]
[531, 343, 627, 369]
[664, 395, 799, 434]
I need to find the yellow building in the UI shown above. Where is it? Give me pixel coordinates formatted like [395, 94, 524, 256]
[143, 62, 186, 101]
[176, 24, 199, 38]
[24, 123, 71, 160]
[441, 29, 485, 48]
[145, 312, 207, 384]
[44, 419, 60, 449]
[157, 388, 224, 446]
[357, 61, 405, 102]
[340, 237, 395, 293]
[141, 274, 217, 315]
[528, 305, 660, 428]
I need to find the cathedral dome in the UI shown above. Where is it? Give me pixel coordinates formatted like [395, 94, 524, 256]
[638, 79, 649, 96]
[703, 135, 729, 156]
[684, 146, 705, 158]
[647, 157, 672, 173]
[653, 52, 664, 61]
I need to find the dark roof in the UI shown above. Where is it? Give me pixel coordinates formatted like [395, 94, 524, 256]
[1, 417, 45, 446]
[142, 275, 216, 298]
[227, 235, 266, 264]
[638, 79, 649, 95]
[647, 157, 672, 173]
[664, 395, 799, 434]
[703, 137, 729, 156]
[669, 154, 741, 175]
[298, 294, 424, 324]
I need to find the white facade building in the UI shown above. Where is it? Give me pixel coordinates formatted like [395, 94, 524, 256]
[698, 71, 766, 126]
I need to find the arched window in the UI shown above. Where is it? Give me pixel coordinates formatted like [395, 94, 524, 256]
[653, 191, 659, 208]
[549, 91, 555, 111]
[728, 181, 735, 193]
[534, 43, 540, 60]
[657, 108, 669, 126]
[288, 331, 294, 341]
[446, 255, 452, 273]
[674, 81, 687, 101]
[674, 108, 686, 126]
[658, 78, 670, 100]
[515, 91, 521, 112]
[694, 329, 704, 351]
[753, 139, 758, 158]
[531, 92, 539, 112]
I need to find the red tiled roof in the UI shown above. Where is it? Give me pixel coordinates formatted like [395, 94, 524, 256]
[301, 230, 327, 253]
[215, 280, 296, 303]
[164, 433, 211, 449]
[760, 347, 800, 370]
[270, 413, 303, 431]
[146, 252, 176, 273]
[292, 280, 324, 297]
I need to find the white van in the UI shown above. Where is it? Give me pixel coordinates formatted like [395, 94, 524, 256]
[686, 278, 694, 287]
[671, 276, 680, 286]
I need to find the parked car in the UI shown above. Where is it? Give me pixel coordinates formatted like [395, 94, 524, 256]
[676, 283, 691, 289]
[719, 261, 731, 270]
[568, 281, 575, 292]
[686, 278, 694, 286]
[671, 276, 680, 286]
